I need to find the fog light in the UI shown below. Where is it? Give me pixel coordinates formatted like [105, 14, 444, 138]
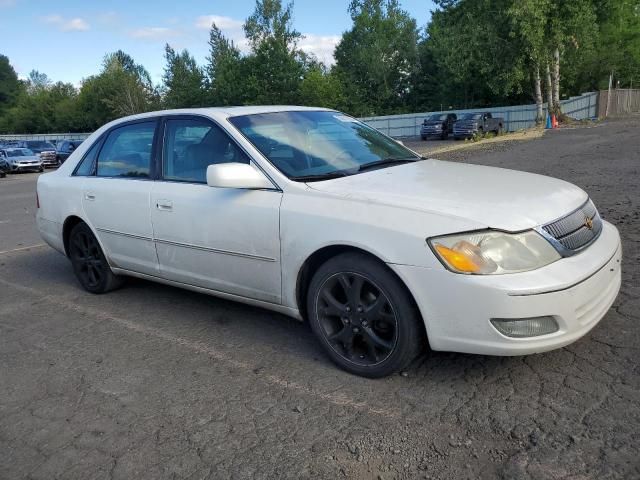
[490, 316, 559, 338]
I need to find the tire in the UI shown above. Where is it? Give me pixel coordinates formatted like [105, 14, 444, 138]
[68, 222, 124, 294]
[421, 135, 427, 141]
[441, 131, 448, 140]
[38, 166, 44, 172]
[307, 252, 424, 378]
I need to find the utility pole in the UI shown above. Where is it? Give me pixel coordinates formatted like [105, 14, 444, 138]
[605, 71, 613, 117]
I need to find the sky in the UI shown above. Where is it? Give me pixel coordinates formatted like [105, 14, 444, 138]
[2, 0, 436, 86]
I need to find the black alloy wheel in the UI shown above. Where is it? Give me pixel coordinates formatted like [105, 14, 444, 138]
[69, 223, 123, 293]
[317, 272, 398, 367]
[308, 252, 424, 378]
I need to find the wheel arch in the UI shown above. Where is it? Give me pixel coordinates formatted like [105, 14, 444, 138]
[62, 215, 108, 263]
[295, 244, 423, 327]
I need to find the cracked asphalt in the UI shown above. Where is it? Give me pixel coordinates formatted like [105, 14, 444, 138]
[1, 116, 639, 479]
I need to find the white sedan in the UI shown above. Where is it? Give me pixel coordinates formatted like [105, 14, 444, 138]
[36, 107, 622, 378]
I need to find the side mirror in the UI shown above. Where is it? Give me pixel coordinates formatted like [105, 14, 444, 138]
[206, 163, 273, 190]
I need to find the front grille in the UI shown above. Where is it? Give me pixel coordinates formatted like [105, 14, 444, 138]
[542, 199, 602, 254]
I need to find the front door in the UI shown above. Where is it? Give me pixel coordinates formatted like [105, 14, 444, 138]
[150, 116, 282, 304]
[81, 120, 158, 275]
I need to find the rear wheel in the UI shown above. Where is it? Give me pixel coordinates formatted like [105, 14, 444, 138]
[68, 223, 123, 293]
[307, 252, 424, 378]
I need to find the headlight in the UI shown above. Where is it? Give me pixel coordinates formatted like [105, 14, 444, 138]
[429, 230, 560, 275]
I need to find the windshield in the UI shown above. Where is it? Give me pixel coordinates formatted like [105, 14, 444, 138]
[427, 114, 448, 121]
[229, 111, 419, 181]
[6, 149, 34, 157]
[26, 141, 54, 150]
[459, 113, 482, 120]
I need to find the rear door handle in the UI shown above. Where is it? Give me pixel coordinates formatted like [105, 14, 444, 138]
[156, 200, 173, 211]
[84, 192, 95, 201]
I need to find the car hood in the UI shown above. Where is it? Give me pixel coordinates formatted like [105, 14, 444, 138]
[306, 160, 587, 231]
[9, 155, 41, 162]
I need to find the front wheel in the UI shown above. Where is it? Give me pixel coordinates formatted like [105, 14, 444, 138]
[307, 252, 424, 378]
[68, 223, 124, 293]
[38, 166, 44, 172]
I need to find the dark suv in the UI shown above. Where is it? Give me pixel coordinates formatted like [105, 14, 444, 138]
[15, 140, 58, 167]
[56, 140, 84, 164]
[420, 113, 457, 140]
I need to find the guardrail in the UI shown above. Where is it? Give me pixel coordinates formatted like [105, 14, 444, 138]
[360, 92, 599, 138]
[0, 132, 91, 142]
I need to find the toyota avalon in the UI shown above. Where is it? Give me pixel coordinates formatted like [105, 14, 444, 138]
[35, 107, 622, 378]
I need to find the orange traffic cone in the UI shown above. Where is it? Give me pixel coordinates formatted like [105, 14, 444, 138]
[551, 114, 558, 128]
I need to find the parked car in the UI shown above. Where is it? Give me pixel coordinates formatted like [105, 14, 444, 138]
[15, 140, 58, 167]
[0, 154, 9, 177]
[420, 113, 457, 140]
[1, 148, 44, 172]
[36, 107, 621, 378]
[453, 112, 504, 139]
[56, 140, 84, 164]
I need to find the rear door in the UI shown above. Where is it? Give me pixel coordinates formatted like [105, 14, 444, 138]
[81, 120, 159, 275]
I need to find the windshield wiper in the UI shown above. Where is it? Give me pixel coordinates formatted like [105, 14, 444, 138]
[294, 171, 351, 182]
[357, 157, 417, 172]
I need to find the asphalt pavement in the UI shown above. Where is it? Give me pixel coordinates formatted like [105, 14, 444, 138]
[1, 117, 639, 479]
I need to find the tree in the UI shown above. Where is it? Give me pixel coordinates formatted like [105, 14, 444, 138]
[77, 51, 158, 130]
[162, 44, 207, 108]
[241, 0, 305, 105]
[507, 0, 551, 122]
[0, 55, 21, 115]
[299, 61, 343, 108]
[334, 0, 419, 116]
[206, 23, 245, 105]
[27, 70, 52, 92]
[545, 0, 598, 113]
[424, 0, 530, 110]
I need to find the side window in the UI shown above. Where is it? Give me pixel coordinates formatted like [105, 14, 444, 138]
[96, 122, 156, 178]
[163, 118, 249, 183]
[73, 139, 101, 176]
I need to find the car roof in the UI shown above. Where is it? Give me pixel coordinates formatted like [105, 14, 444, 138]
[105, 105, 335, 125]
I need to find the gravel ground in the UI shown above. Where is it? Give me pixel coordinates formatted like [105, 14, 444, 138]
[0, 116, 639, 479]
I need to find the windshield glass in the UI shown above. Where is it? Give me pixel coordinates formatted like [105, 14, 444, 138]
[460, 113, 482, 120]
[229, 111, 419, 180]
[7, 149, 34, 157]
[26, 141, 54, 150]
[427, 114, 448, 121]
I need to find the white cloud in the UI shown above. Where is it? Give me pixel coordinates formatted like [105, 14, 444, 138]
[97, 11, 119, 26]
[195, 15, 243, 31]
[299, 34, 340, 65]
[192, 15, 339, 64]
[129, 27, 181, 40]
[42, 14, 90, 32]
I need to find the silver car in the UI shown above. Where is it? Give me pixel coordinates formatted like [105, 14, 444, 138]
[0, 148, 44, 173]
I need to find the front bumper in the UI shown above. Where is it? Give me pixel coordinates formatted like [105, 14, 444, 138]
[10, 162, 43, 171]
[391, 221, 622, 355]
[421, 127, 443, 137]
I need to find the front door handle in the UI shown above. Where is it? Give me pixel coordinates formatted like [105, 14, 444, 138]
[156, 200, 173, 211]
[84, 192, 96, 201]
